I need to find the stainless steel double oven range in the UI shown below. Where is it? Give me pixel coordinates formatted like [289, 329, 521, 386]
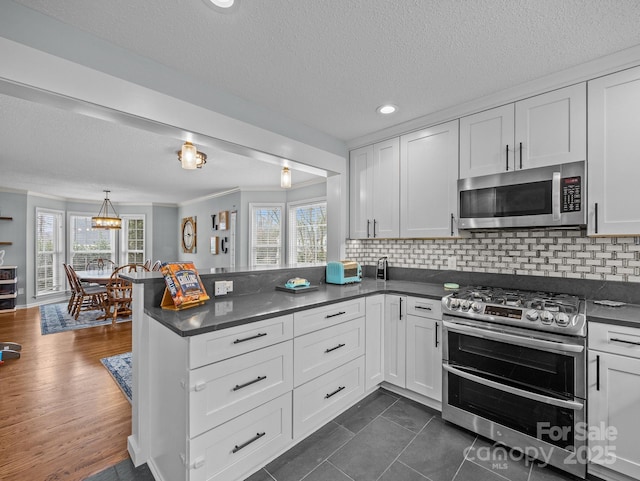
[441, 286, 587, 478]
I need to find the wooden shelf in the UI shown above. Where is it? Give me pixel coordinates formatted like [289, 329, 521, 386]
[0, 216, 12, 221]
[0, 242, 12, 245]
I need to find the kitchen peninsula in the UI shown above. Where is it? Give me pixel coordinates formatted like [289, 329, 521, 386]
[126, 265, 640, 481]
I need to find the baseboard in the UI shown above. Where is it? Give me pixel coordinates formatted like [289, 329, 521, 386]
[380, 382, 442, 413]
[588, 462, 638, 481]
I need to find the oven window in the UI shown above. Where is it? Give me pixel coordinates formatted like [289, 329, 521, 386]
[447, 331, 575, 398]
[460, 180, 552, 218]
[447, 372, 576, 449]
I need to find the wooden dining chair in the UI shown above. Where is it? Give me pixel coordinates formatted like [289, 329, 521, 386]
[85, 258, 117, 271]
[66, 265, 108, 320]
[62, 264, 77, 314]
[105, 263, 149, 324]
[143, 259, 151, 270]
[151, 260, 162, 271]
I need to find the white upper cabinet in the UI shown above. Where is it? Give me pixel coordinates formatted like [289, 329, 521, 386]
[400, 120, 460, 238]
[460, 83, 586, 178]
[588, 66, 640, 236]
[349, 138, 400, 239]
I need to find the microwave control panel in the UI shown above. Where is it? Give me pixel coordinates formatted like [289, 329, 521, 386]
[561, 176, 581, 213]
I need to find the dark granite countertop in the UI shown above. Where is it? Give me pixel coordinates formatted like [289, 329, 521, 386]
[144, 278, 450, 337]
[586, 301, 640, 329]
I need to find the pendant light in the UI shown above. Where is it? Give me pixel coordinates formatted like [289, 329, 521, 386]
[281, 167, 291, 188]
[177, 141, 207, 169]
[91, 190, 122, 229]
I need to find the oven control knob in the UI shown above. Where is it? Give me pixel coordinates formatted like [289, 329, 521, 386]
[525, 309, 539, 321]
[555, 312, 570, 327]
[471, 301, 483, 313]
[448, 298, 460, 310]
[540, 310, 554, 324]
[460, 300, 471, 311]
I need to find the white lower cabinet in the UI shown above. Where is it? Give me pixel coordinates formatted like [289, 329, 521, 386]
[293, 356, 365, 438]
[188, 393, 292, 481]
[588, 323, 640, 480]
[383, 295, 442, 402]
[365, 295, 385, 391]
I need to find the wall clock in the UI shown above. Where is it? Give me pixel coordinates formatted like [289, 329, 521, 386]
[181, 216, 197, 253]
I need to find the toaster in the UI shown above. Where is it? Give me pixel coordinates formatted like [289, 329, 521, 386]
[326, 261, 362, 285]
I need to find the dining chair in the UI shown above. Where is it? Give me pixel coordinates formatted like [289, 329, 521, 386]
[62, 264, 77, 314]
[67, 265, 108, 320]
[151, 260, 162, 271]
[85, 258, 117, 272]
[143, 259, 151, 270]
[105, 263, 150, 324]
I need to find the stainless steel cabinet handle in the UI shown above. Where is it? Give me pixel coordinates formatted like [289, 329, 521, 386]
[232, 432, 266, 453]
[443, 364, 584, 411]
[325, 343, 346, 353]
[232, 375, 267, 391]
[233, 332, 267, 344]
[399, 298, 403, 320]
[450, 213, 454, 236]
[435, 324, 439, 348]
[325, 311, 346, 319]
[373, 219, 377, 238]
[367, 219, 371, 238]
[610, 337, 640, 346]
[596, 354, 600, 391]
[595, 203, 599, 234]
[415, 305, 432, 311]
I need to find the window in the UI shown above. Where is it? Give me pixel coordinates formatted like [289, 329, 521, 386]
[250, 203, 284, 265]
[288, 200, 327, 265]
[69, 214, 115, 270]
[121, 215, 145, 265]
[35, 209, 65, 296]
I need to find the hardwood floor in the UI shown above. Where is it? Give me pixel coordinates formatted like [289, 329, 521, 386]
[0, 306, 132, 481]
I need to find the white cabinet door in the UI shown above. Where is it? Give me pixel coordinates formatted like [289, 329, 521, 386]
[460, 104, 514, 178]
[405, 316, 441, 401]
[383, 294, 405, 387]
[365, 295, 384, 391]
[372, 138, 400, 238]
[349, 144, 374, 239]
[588, 351, 640, 479]
[349, 138, 399, 239]
[400, 120, 460, 238]
[515, 83, 586, 170]
[588, 66, 640, 235]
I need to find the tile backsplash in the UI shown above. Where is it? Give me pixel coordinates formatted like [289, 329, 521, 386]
[345, 230, 640, 283]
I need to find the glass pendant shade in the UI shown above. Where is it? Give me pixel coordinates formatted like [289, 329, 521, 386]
[181, 142, 198, 170]
[281, 167, 291, 188]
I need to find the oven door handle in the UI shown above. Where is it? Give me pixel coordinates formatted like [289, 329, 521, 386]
[443, 320, 584, 354]
[443, 364, 584, 411]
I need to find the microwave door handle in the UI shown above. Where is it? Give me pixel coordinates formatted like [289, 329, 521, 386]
[442, 320, 584, 354]
[552, 171, 561, 221]
[443, 364, 584, 411]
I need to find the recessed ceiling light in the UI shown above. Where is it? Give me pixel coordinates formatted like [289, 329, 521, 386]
[210, 0, 235, 7]
[377, 104, 398, 115]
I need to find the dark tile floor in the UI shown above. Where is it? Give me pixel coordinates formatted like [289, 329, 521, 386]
[85, 389, 580, 481]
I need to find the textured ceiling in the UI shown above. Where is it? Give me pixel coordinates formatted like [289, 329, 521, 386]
[13, 0, 640, 141]
[2, 0, 640, 203]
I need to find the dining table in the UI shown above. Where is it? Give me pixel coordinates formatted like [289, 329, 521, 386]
[75, 269, 115, 285]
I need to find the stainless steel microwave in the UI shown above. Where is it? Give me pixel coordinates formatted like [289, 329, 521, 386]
[458, 161, 585, 229]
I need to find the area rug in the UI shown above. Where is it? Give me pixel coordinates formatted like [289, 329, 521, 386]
[100, 352, 132, 404]
[39, 302, 130, 335]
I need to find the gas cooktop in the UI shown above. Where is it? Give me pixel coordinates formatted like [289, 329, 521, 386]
[442, 286, 586, 336]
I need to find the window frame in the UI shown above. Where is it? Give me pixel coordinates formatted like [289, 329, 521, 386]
[249, 202, 285, 266]
[287, 197, 327, 266]
[67, 212, 117, 271]
[35, 208, 65, 297]
[120, 214, 146, 265]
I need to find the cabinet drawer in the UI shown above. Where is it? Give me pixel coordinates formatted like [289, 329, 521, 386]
[188, 393, 292, 481]
[294, 298, 365, 336]
[293, 356, 365, 439]
[189, 314, 293, 369]
[406, 297, 441, 319]
[294, 317, 365, 387]
[589, 322, 640, 359]
[189, 341, 293, 437]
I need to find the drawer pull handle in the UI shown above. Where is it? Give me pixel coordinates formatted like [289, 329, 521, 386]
[232, 432, 266, 453]
[415, 305, 432, 311]
[325, 385, 346, 399]
[325, 311, 346, 319]
[193, 381, 207, 392]
[325, 343, 346, 354]
[610, 337, 640, 346]
[233, 332, 267, 344]
[596, 354, 600, 391]
[191, 457, 205, 470]
[233, 375, 267, 391]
